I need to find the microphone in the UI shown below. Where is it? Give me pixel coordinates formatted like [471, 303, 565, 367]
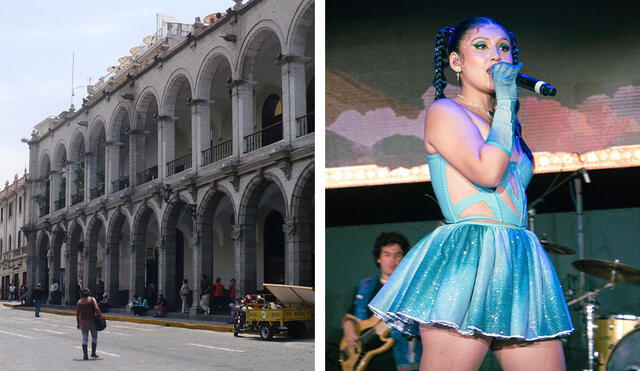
[516, 73, 557, 96]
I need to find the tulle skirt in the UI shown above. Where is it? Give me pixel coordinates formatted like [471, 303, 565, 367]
[368, 221, 574, 340]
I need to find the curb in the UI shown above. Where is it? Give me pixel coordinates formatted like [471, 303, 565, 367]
[3, 303, 233, 333]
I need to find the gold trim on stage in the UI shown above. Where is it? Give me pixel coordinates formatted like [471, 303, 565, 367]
[325, 145, 640, 189]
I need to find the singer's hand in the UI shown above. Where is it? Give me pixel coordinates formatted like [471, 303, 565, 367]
[491, 62, 523, 101]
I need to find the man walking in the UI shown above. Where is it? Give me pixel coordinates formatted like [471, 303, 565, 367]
[32, 283, 45, 317]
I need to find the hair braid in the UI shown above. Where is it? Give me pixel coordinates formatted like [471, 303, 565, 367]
[433, 26, 454, 101]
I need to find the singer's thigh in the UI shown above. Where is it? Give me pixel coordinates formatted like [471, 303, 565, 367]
[419, 324, 491, 371]
[493, 338, 565, 371]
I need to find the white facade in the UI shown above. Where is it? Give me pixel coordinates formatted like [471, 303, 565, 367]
[0, 174, 29, 298]
[25, 0, 314, 310]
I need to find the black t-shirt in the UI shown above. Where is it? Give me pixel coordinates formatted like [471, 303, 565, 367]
[31, 287, 44, 300]
[345, 279, 396, 371]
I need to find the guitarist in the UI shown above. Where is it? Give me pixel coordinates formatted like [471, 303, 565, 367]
[341, 232, 422, 371]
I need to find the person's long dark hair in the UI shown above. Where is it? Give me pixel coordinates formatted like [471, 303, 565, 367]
[433, 17, 534, 166]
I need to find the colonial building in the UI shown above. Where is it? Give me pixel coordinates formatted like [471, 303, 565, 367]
[24, 0, 314, 311]
[0, 174, 29, 299]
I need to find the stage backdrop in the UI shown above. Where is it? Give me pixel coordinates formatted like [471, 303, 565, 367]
[326, 1, 640, 188]
[325, 207, 640, 371]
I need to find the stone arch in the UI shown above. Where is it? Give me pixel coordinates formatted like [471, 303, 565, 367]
[195, 47, 235, 98]
[238, 20, 285, 81]
[38, 153, 52, 216]
[63, 220, 84, 303]
[87, 118, 107, 199]
[85, 214, 107, 294]
[105, 209, 132, 305]
[108, 105, 132, 192]
[108, 104, 133, 141]
[52, 141, 68, 211]
[196, 183, 237, 305]
[131, 203, 161, 299]
[133, 87, 161, 127]
[133, 89, 160, 184]
[289, 162, 314, 286]
[161, 69, 195, 116]
[52, 140, 68, 172]
[161, 71, 194, 176]
[287, 0, 315, 56]
[236, 171, 289, 294]
[159, 193, 196, 310]
[194, 49, 235, 164]
[36, 230, 50, 286]
[68, 130, 87, 203]
[238, 21, 285, 150]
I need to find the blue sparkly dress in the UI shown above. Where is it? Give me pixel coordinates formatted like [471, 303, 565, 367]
[368, 152, 574, 340]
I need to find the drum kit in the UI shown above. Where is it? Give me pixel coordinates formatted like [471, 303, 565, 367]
[541, 239, 640, 371]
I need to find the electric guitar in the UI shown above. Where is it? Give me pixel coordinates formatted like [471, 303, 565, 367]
[339, 316, 395, 371]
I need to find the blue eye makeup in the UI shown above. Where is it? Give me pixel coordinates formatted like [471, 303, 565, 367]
[472, 42, 487, 49]
[499, 43, 511, 52]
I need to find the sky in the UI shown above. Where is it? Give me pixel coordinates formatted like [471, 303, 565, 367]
[0, 0, 236, 187]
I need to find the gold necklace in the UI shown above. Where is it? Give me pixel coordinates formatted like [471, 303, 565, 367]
[456, 95, 494, 117]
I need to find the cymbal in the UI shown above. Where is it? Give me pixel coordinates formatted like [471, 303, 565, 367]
[540, 239, 575, 255]
[572, 259, 640, 285]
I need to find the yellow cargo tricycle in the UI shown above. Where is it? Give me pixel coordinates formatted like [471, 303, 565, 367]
[232, 283, 314, 340]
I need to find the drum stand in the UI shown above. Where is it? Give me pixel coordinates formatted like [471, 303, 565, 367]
[567, 270, 618, 371]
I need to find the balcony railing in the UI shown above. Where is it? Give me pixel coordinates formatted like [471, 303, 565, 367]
[137, 165, 158, 185]
[112, 175, 130, 193]
[90, 182, 105, 200]
[54, 198, 66, 211]
[244, 121, 283, 153]
[12, 246, 26, 258]
[296, 112, 315, 137]
[167, 153, 192, 176]
[202, 139, 232, 166]
[71, 191, 84, 205]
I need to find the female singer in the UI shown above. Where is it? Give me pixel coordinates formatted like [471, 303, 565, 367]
[368, 17, 573, 371]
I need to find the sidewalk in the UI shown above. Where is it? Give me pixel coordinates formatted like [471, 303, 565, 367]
[1, 301, 234, 333]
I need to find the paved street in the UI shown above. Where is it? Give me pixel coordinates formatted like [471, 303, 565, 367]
[0, 304, 314, 370]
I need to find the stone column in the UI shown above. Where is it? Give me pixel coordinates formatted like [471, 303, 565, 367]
[48, 171, 57, 214]
[105, 142, 120, 194]
[158, 236, 177, 310]
[284, 215, 313, 287]
[233, 224, 256, 297]
[128, 130, 143, 187]
[105, 239, 120, 306]
[84, 153, 95, 200]
[25, 228, 38, 287]
[46, 248, 55, 303]
[158, 117, 176, 180]
[129, 236, 146, 300]
[231, 81, 257, 156]
[83, 238, 97, 294]
[280, 56, 310, 142]
[192, 100, 211, 170]
[64, 248, 78, 305]
[191, 225, 213, 314]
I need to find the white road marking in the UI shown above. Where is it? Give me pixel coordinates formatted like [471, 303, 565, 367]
[10, 317, 30, 321]
[187, 343, 245, 353]
[111, 325, 154, 332]
[0, 330, 36, 339]
[73, 346, 121, 358]
[31, 328, 66, 335]
[102, 331, 130, 336]
[33, 322, 61, 327]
